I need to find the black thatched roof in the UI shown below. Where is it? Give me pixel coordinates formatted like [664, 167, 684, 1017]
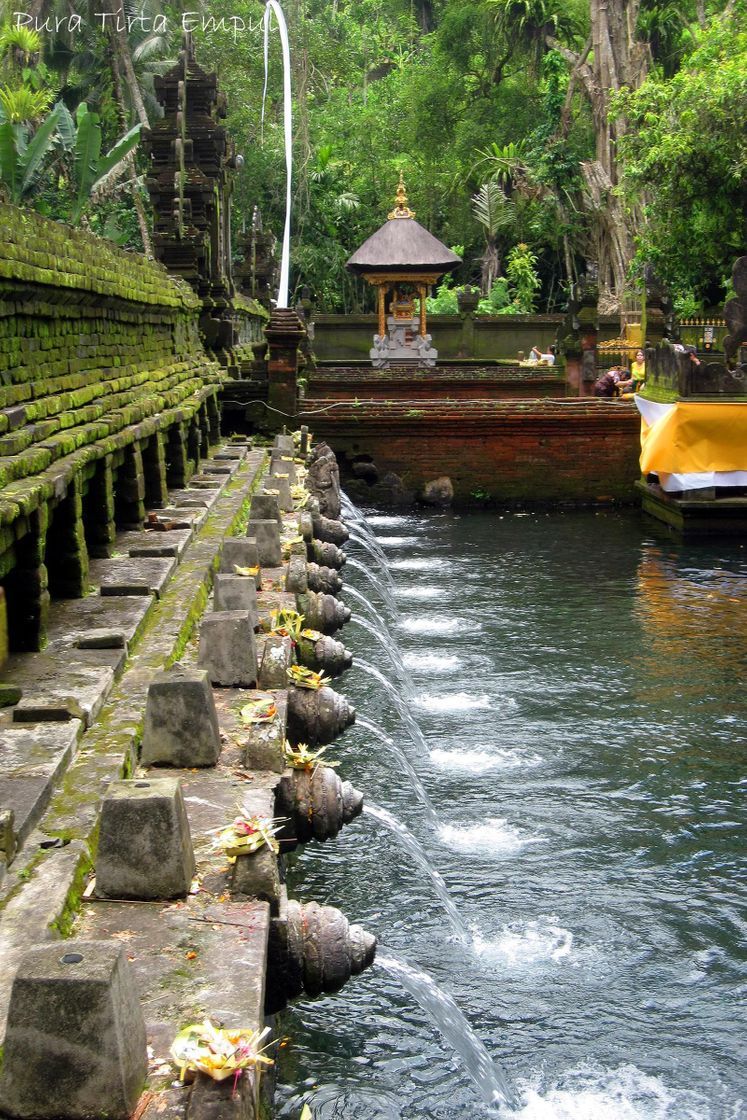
[346, 216, 461, 274]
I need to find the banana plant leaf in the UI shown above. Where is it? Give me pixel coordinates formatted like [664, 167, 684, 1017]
[90, 122, 141, 193]
[0, 120, 19, 200]
[72, 104, 102, 222]
[21, 103, 64, 195]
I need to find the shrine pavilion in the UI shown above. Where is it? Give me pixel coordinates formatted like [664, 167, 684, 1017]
[346, 174, 461, 367]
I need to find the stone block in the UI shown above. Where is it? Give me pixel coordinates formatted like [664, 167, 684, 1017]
[0, 940, 147, 1120]
[213, 574, 258, 624]
[231, 847, 281, 914]
[95, 778, 195, 900]
[198, 612, 258, 687]
[220, 538, 260, 582]
[257, 635, 293, 689]
[140, 668, 221, 768]
[248, 493, 281, 523]
[270, 454, 296, 483]
[246, 519, 281, 568]
[262, 474, 291, 512]
[273, 434, 295, 454]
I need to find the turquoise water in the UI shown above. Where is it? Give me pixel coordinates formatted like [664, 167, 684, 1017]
[277, 508, 747, 1120]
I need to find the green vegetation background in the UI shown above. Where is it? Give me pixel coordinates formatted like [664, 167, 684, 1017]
[0, 0, 744, 315]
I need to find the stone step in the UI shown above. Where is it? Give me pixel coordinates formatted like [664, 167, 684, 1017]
[0, 721, 83, 850]
[117, 528, 194, 560]
[89, 556, 177, 599]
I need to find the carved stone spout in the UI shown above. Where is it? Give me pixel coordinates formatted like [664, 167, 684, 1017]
[299, 590, 351, 634]
[306, 562, 343, 595]
[310, 539, 346, 570]
[286, 685, 355, 745]
[275, 765, 363, 849]
[311, 514, 349, 546]
[295, 631, 352, 676]
[266, 898, 376, 1013]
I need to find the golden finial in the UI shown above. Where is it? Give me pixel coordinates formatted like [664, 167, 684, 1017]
[388, 170, 415, 219]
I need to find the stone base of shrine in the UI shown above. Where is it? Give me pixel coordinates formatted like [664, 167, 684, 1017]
[636, 480, 747, 537]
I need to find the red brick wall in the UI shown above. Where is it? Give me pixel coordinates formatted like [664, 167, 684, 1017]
[301, 400, 641, 503]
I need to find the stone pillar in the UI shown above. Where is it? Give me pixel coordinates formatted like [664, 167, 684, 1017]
[143, 432, 169, 510]
[115, 443, 146, 530]
[83, 455, 116, 559]
[166, 423, 189, 489]
[45, 476, 89, 600]
[4, 506, 49, 651]
[206, 392, 222, 446]
[265, 308, 305, 426]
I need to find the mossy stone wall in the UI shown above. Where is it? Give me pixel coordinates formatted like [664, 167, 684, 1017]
[0, 204, 225, 651]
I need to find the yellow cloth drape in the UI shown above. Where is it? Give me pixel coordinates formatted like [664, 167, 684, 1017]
[639, 402, 747, 475]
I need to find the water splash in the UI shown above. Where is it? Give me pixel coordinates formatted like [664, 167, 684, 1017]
[395, 585, 445, 601]
[364, 804, 468, 939]
[431, 747, 543, 773]
[473, 918, 574, 967]
[512, 1063, 711, 1119]
[377, 951, 519, 1112]
[438, 818, 544, 857]
[403, 651, 460, 672]
[400, 615, 469, 636]
[414, 692, 491, 713]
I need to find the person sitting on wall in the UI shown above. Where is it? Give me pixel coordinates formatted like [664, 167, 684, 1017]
[528, 346, 542, 363]
[618, 349, 646, 398]
[540, 345, 556, 366]
[593, 367, 624, 397]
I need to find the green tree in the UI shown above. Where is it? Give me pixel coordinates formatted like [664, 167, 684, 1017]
[615, 1, 747, 305]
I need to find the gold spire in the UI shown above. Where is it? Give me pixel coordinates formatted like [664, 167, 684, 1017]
[387, 170, 415, 220]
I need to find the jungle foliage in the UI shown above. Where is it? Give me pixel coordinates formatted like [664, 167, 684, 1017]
[0, 0, 743, 313]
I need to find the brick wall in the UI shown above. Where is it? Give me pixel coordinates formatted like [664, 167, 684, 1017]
[301, 399, 641, 503]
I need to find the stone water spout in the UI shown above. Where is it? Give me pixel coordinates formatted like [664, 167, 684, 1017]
[310, 538, 346, 570]
[298, 589, 351, 633]
[295, 631, 353, 675]
[275, 765, 363, 849]
[266, 898, 376, 1013]
[311, 513, 349, 545]
[306, 561, 343, 594]
[286, 684, 355, 744]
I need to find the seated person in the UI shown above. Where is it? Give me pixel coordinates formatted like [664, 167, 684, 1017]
[528, 345, 542, 362]
[618, 350, 646, 397]
[593, 367, 623, 397]
[540, 345, 556, 365]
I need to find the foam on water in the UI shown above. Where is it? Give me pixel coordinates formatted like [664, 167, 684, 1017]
[414, 692, 491, 713]
[472, 917, 574, 966]
[403, 652, 460, 671]
[400, 615, 469, 635]
[511, 1064, 713, 1120]
[394, 585, 444, 600]
[365, 515, 413, 527]
[388, 557, 448, 571]
[375, 535, 421, 547]
[430, 747, 543, 772]
[439, 816, 544, 855]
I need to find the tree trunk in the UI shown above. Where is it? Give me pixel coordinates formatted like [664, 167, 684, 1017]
[549, 0, 649, 313]
[108, 38, 153, 257]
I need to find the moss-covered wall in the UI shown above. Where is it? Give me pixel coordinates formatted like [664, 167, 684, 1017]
[0, 204, 225, 651]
